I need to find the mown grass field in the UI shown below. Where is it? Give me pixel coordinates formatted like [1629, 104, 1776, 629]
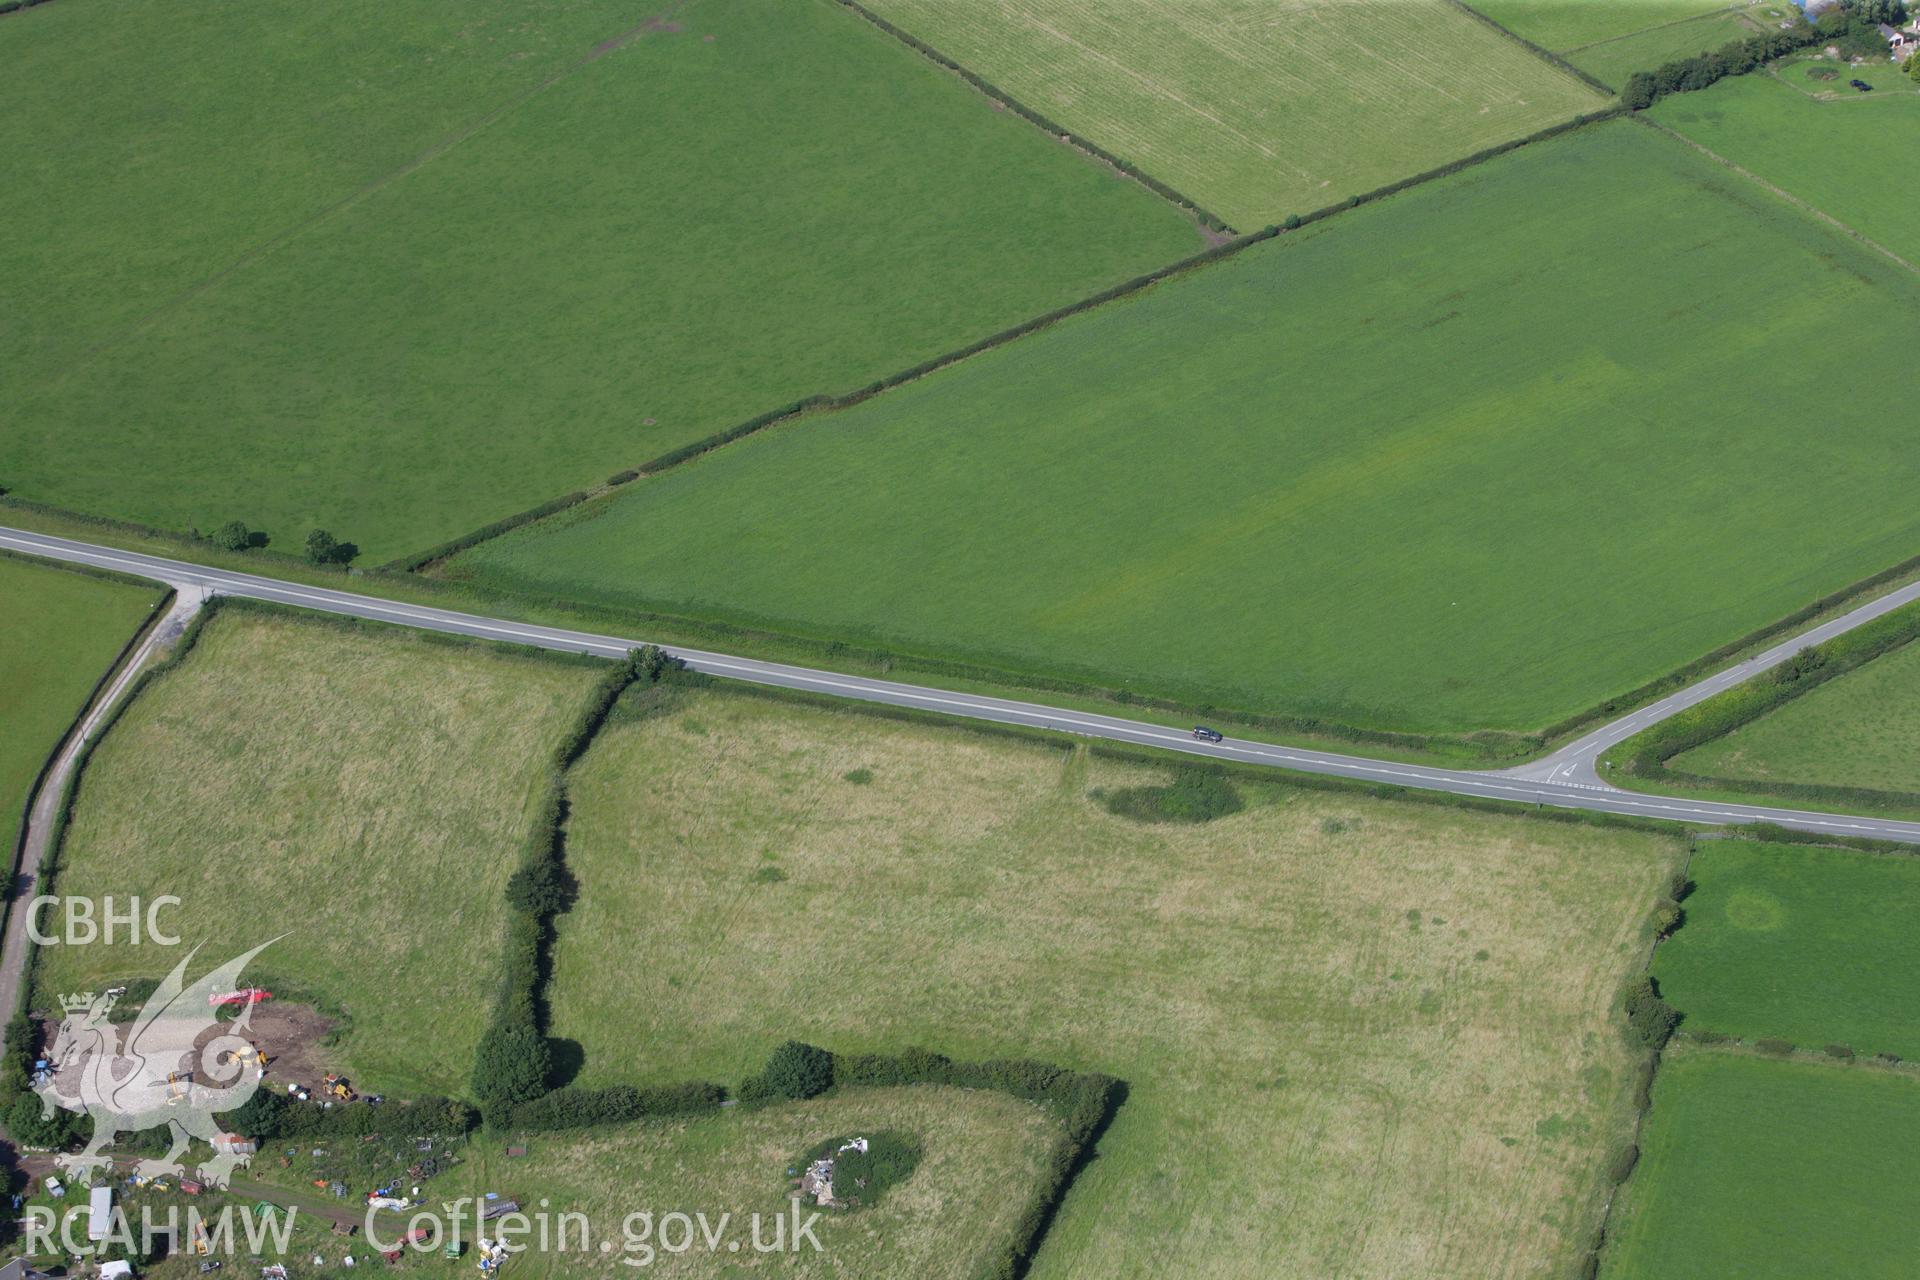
[0, 0, 1197, 563]
[548, 686, 1679, 1278]
[0, 556, 159, 853]
[1653, 841, 1920, 1057]
[1567, 5, 1780, 88]
[1603, 1051, 1920, 1278]
[1671, 641, 1920, 793]
[1653, 60, 1920, 259]
[37, 607, 601, 1095]
[1472, 0, 1741, 52]
[859, 0, 1606, 229]
[409, 1088, 1062, 1278]
[458, 123, 1920, 737]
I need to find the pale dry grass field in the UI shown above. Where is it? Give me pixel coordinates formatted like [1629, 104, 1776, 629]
[552, 688, 1682, 1278]
[427, 1087, 1061, 1278]
[860, 0, 1607, 227]
[37, 606, 602, 1094]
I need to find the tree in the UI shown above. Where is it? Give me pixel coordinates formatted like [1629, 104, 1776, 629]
[471, 1022, 552, 1116]
[748, 1040, 834, 1101]
[1855, 0, 1908, 27]
[211, 520, 253, 552]
[303, 529, 357, 566]
[6, 1091, 84, 1149]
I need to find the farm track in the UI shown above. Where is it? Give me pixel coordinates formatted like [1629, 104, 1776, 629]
[5, 528, 1920, 847]
[0, 585, 205, 1032]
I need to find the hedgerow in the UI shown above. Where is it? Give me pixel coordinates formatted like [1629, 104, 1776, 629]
[470, 645, 684, 1121]
[1607, 596, 1920, 816]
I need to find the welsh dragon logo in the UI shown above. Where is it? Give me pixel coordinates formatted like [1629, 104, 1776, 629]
[35, 940, 277, 1188]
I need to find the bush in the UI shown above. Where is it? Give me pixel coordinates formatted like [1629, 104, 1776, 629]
[6, 1091, 84, 1149]
[1608, 1143, 1640, 1184]
[210, 520, 254, 552]
[1651, 898, 1683, 939]
[797, 1131, 922, 1209]
[741, 1040, 835, 1102]
[607, 470, 639, 486]
[1756, 1037, 1796, 1056]
[302, 528, 356, 566]
[472, 1022, 552, 1116]
[1096, 767, 1243, 824]
[1824, 1043, 1856, 1061]
[1623, 976, 1680, 1050]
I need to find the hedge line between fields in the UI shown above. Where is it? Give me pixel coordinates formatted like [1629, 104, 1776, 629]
[469, 645, 684, 1121]
[1445, 0, 1618, 95]
[1576, 842, 1698, 1277]
[1620, 16, 1825, 109]
[834, 0, 1235, 234]
[612, 107, 1622, 487]
[0, 0, 59, 16]
[1608, 596, 1920, 815]
[381, 488, 592, 574]
[15, 595, 219, 1028]
[3, 556, 170, 927]
[1539, 547, 1920, 748]
[415, 103, 1622, 583]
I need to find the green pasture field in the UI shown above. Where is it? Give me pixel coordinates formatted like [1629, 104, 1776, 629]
[1472, 0, 1742, 52]
[410, 1088, 1062, 1278]
[1568, 5, 1779, 87]
[1671, 639, 1920, 794]
[1653, 841, 1920, 1057]
[549, 686, 1680, 1278]
[0, 556, 159, 853]
[858, 0, 1606, 229]
[456, 122, 1920, 737]
[35, 606, 602, 1095]
[1603, 1051, 1920, 1278]
[0, 0, 1197, 564]
[1653, 61, 1920, 259]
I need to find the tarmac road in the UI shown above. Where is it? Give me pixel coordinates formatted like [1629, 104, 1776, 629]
[7, 525, 1920, 845]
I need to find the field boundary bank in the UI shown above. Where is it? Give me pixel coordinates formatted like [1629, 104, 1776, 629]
[833, 0, 1236, 234]
[0, 548, 168, 870]
[1578, 838, 1697, 1278]
[1607, 595, 1920, 817]
[1445, 0, 1618, 94]
[398, 106, 1623, 565]
[1637, 116, 1920, 278]
[459, 652, 1127, 1280]
[0, 564, 172, 998]
[0, 0, 58, 16]
[1561, 2, 1752, 55]
[38, 4, 692, 396]
[13, 591, 215, 1022]
[17, 488, 1920, 778]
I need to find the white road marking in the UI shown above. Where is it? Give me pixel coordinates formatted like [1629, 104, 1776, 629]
[7, 528, 1920, 844]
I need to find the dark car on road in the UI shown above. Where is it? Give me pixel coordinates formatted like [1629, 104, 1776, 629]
[1192, 725, 1224, 743]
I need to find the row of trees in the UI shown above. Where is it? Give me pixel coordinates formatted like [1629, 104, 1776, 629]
[1622, 0, 1908, 109]
[204, 520, 356, 565]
